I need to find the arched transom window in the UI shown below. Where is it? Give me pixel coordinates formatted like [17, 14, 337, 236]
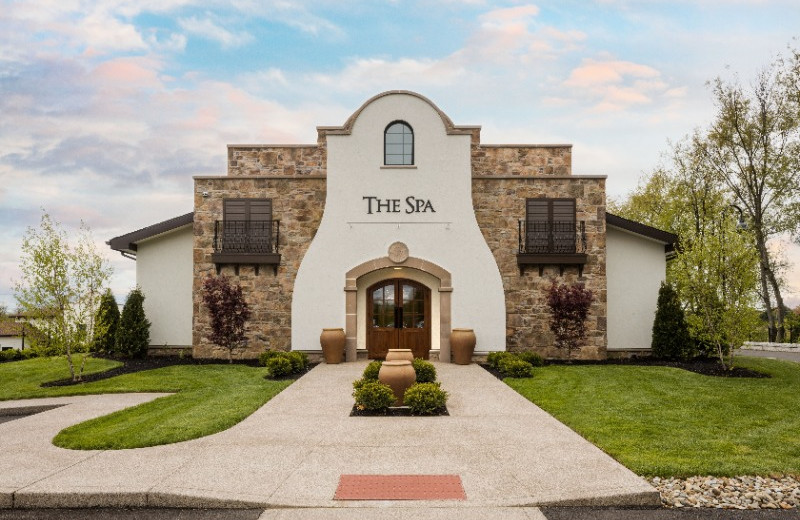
[384, 121, 414, 165]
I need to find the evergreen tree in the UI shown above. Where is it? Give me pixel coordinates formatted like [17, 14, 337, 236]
[92, 289, 120, 355]
[651, 282, 693, 360]
[117, 288, 150, 358]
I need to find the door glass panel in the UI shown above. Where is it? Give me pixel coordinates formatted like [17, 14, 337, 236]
[401, 283, 424, 329]
[372, 284, 395, 328]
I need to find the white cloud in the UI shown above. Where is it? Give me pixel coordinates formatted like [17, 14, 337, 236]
[178, 15, 253, 48]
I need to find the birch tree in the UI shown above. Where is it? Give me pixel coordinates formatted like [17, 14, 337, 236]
[14, 212, 112, 381]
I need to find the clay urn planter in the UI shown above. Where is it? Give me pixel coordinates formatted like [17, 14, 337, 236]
[451, 328, 476, 365]
[386, 349, 414, 362]
[378, 360, 417, 406]
[320, 328, 345, 364]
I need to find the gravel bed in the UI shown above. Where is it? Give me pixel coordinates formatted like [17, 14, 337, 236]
[649, 475, 800, 509]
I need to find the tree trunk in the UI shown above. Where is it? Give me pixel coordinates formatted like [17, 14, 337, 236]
[754, 228, 777, 341]
[766, 266, 786, 342]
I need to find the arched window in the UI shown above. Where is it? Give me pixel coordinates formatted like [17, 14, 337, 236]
[384, 121, 414, 165]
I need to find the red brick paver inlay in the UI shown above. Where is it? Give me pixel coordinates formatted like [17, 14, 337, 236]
[334, 474, 466, 500]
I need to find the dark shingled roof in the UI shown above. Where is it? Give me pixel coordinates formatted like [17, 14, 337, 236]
[107, 212, 193, 255]
[605, 212, 678, 253]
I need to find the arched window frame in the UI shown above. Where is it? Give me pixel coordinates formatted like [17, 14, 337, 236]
[384, 121, 414, 165]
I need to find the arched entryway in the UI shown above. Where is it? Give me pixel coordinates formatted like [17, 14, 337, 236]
[344, 256, 452, 362]
[367, 278, 431, 359]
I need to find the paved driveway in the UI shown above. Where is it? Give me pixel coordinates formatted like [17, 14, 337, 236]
[0, 362, 658, 512]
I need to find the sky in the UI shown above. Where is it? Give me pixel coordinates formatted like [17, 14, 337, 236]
[1, 0, 799, 311]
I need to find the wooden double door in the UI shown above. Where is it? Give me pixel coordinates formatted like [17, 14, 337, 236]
[367, 279, 431, 360]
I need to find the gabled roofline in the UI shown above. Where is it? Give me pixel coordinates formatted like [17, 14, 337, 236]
[319, 90, 478, 137]
[606, 212, 678, 254]
[107, 212, 194, 256]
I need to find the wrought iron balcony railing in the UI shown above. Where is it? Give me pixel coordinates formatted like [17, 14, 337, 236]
[517, 220, 588, 275]
[518, 220, 586, 254]
[212, 220, 281, 274]
[214, 219, 280, 254]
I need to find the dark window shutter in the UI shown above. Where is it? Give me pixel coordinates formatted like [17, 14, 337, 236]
[222, 199, 273, 253]
[223, 200, 247, 221]
[525, 198, 576, 253]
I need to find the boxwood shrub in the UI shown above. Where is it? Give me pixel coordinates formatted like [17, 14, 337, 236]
[516, 351, 544, 367]
[412, 358, 436, 383]
[353, 380, 396, 411]
[487, 351, 514, 370]
[363, 360, 382, 380]
[266, 355, 294, 378]
[404, 382, 448, 415]
[498, 358, 534, 378]
[287, 351, 308, 372]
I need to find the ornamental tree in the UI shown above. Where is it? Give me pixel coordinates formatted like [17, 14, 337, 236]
[202, 275, 251, 363]
[546, 281, 594, 360]
[15, 211, 112, 381]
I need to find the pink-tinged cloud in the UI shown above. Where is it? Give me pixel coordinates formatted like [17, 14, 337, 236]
[566, 59, 660, 88]
[91, 57, 162, 89]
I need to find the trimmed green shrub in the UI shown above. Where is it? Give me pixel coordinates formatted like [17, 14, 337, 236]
[499, 358, 534, 378]
[258, 350, 282, 367]
[412, 358, 436, 383]
[18, 349, 37, 360]
[487, 351, 514, 370]
[352, 378, 367, 391]
[92, 289, 120, 355]
[117, 288, 150, 358]
[517, 351, 544, 367]
[266, 355, 294, 378]
[404, 382, 448, 415]
[362, 360, 382, 380]
[287, 351, 308, 372]
[651, 282, 693, 360]
[0, 349, 20, 362]
[353, 380, 396, 411]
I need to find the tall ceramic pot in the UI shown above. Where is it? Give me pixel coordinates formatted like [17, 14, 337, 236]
[320, 328, 345, 364]
[378, 360, 417, 406]
[451, 328, 476, 365]
[386, 349, 414, 362]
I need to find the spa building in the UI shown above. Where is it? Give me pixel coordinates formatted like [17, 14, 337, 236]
[109, 90, 676, 362]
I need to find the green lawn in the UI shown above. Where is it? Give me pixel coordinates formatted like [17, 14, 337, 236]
[506, 356, 800, 477]
[0, 356, 291, 450]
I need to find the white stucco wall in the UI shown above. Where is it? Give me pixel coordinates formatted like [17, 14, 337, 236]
[292, 92, 506, 352]
[0, 337, 23, 350]
[135, 226, 194, 347]
[606, 226, 667, 350]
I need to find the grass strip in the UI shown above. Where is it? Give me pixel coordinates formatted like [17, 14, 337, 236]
[505, 356, 800, 477]
[0, 356, 291, 449]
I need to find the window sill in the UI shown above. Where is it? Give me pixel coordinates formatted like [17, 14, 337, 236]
[380, 165, 417, 170]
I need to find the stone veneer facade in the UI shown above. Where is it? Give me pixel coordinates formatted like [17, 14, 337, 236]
[192, 128, 607, 360]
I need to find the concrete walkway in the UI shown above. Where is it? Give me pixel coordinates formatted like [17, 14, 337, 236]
[0, 362, 659, 513]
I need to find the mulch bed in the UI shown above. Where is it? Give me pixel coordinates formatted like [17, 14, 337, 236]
[481, 357, 769, 379]
[350, 405, 449, 417]
[41, 356, 315, 387]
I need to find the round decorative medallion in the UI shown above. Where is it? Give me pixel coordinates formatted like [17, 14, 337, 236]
[388, 242, 409, 263]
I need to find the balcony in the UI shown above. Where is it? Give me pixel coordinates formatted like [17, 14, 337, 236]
[517, 220, 588, 275]
[212, 220, 281, 274]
